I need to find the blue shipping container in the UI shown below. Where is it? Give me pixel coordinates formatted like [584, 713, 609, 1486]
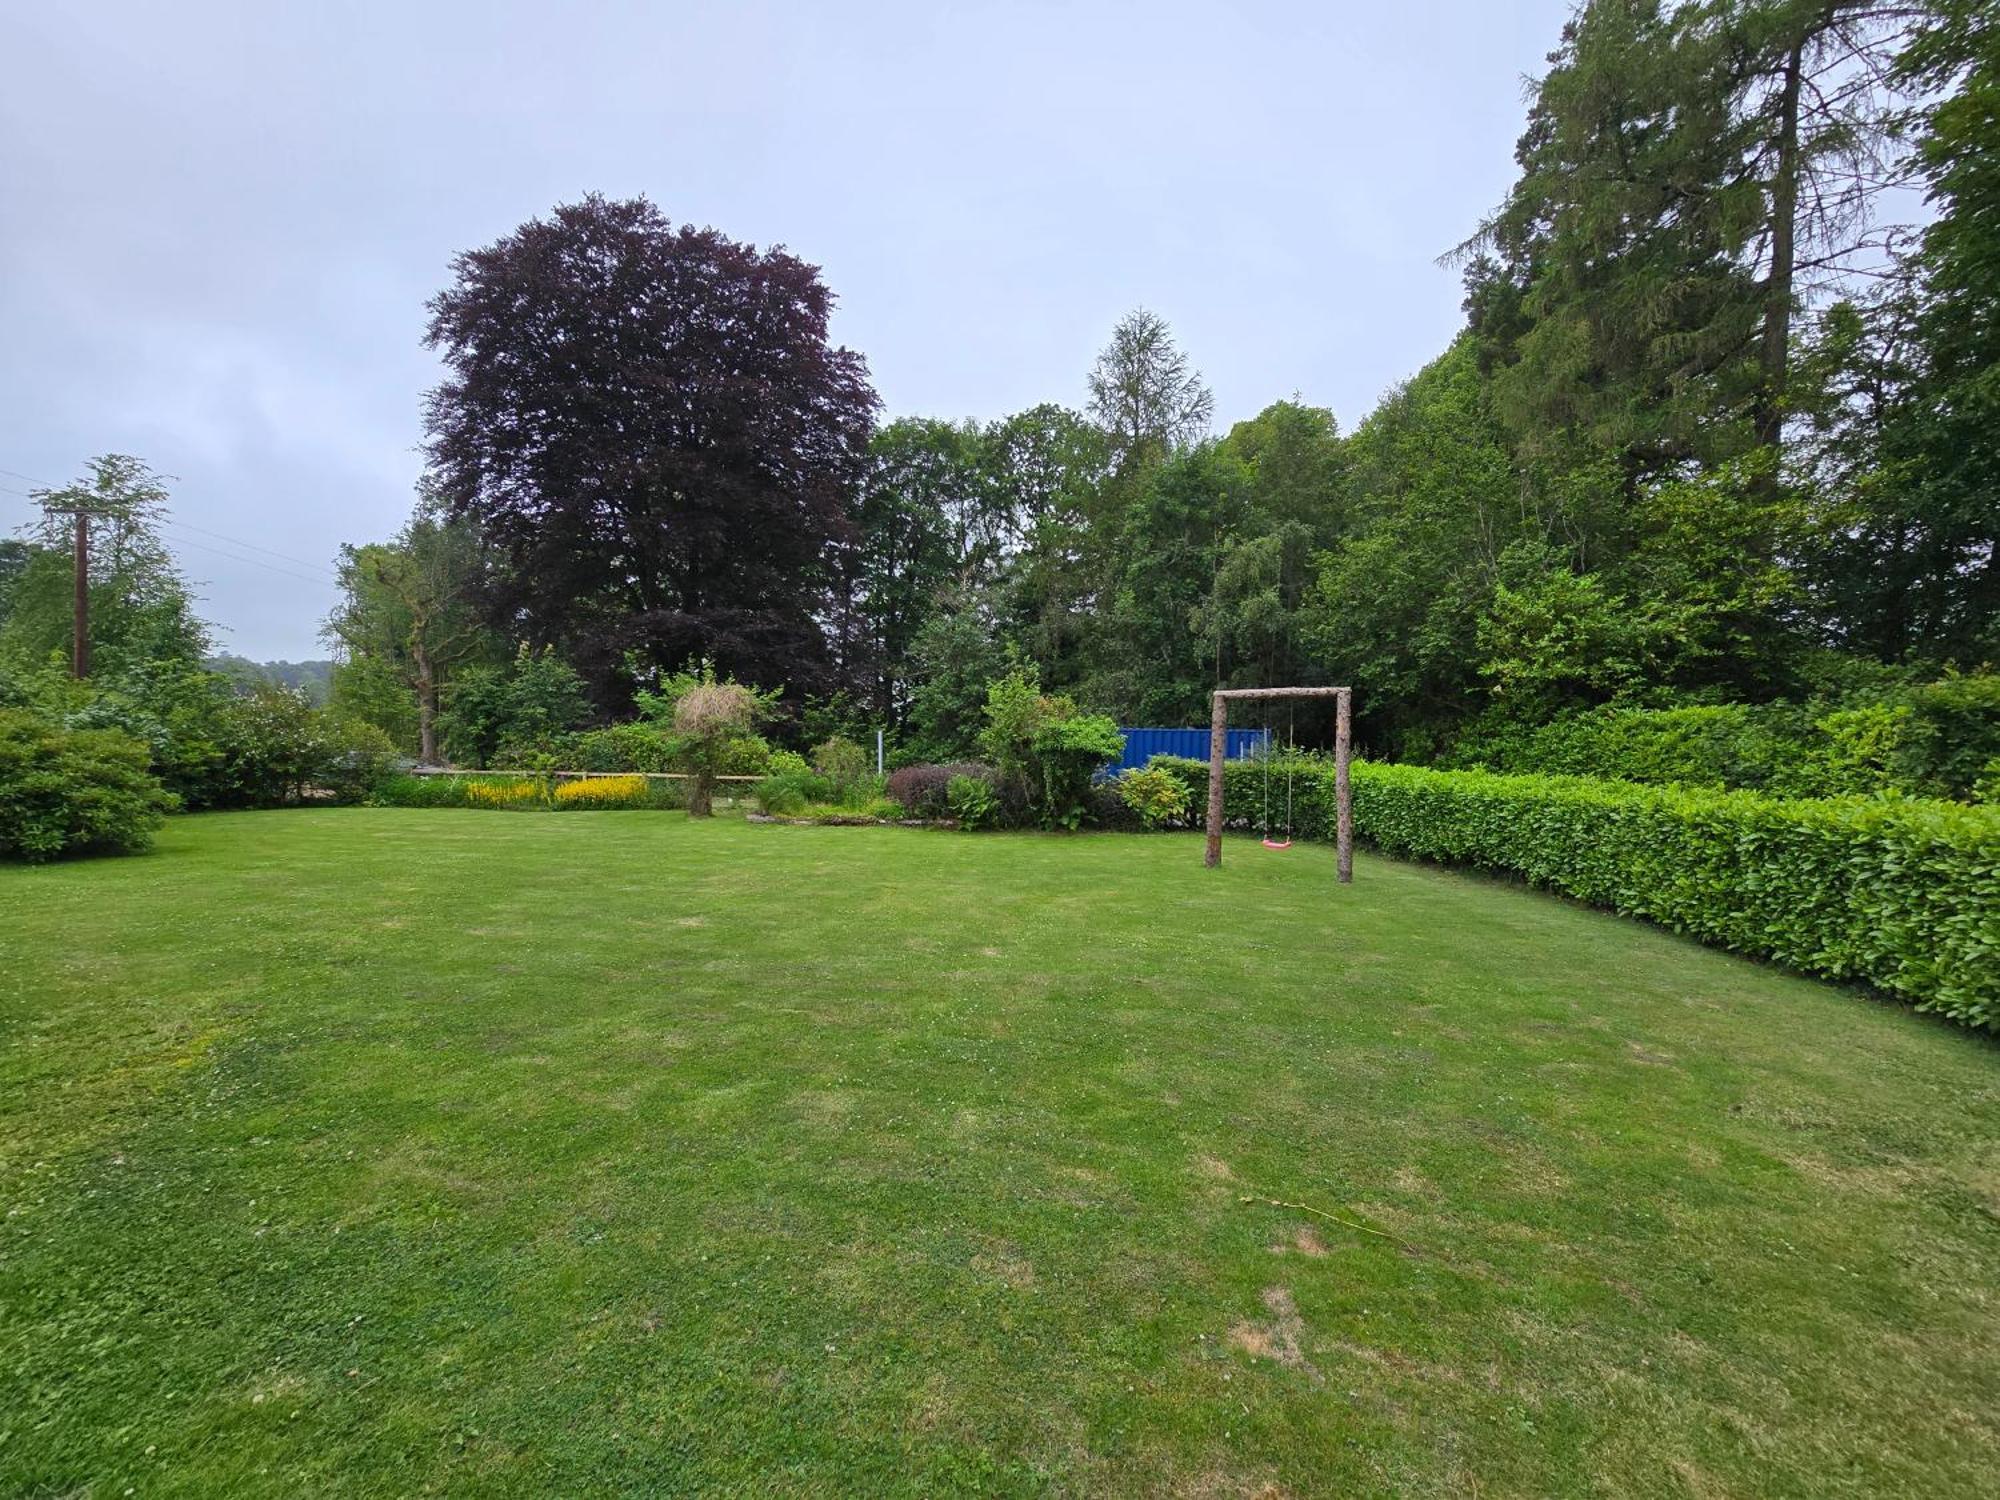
[1112, 726, 1270, 775]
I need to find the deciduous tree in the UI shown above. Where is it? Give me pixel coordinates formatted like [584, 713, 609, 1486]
[423, 195, 877, 703]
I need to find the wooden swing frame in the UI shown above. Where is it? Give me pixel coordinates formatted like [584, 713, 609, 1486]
[1203, 686, 1353, 883]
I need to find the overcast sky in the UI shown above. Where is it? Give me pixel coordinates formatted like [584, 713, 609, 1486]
[1, 1, 1573, 661]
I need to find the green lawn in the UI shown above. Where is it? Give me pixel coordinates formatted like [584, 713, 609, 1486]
[3, 811, 1996, 1498]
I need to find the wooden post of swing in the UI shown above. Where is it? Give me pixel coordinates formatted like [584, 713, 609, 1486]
[1203, 685, 1353, 883]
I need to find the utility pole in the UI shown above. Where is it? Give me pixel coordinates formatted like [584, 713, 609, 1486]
[71, 508, 90, 677]
[42, 501, 98, 678]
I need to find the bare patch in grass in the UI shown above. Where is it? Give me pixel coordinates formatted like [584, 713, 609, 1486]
[794, 1089, 857, 1126]
[1172, 1470, 1295, 1499]
[1269, 1225, 1327, 1257]
[1194, 1154, 1234, 1181]
[1229, 1287, 1322, 1383]
[972, 1241, 1037, 1290]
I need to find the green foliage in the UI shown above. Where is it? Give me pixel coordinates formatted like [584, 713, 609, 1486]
[1147, 754, 2000, 1031]
[1115, 764, 1191, 829]
[946, 773, 999, 830]
[324, 499, 495, 759]
[0, 456, 210, 677]
[1029, 713, 1125, 831]
[560, 721, 676, 773]
[439, 650, 591, 768]
[1300, 340, 1518, 755]
[811, 735, 870, 792]
[637, 660, 778, 817]
[328, 654, 419, 751]
[902, 610, 1004, 765]
[885, 762, 994, 821]
[976, 661, 1055, 786]
[1094, 445, 1246, 722]
[0, 708, 174, 861]
[846, 417, 1004, 724]
[61, 665, 394, 810]
[753, 769, 837, 816]
[1447, 704, 1788, 789]
[1448, 673, 2000, 801]
[1477, 565, 1644, 724]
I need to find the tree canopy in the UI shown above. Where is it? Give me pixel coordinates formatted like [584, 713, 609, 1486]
[422, 194, 878, 704]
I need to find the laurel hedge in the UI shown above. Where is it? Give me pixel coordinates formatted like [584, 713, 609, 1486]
[1148, 755, 2000, 1032]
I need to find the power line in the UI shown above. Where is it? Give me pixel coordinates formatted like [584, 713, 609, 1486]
[158, 530, 337, 589]
[1, 461, 340, 582]
[162, 518, 337, 578]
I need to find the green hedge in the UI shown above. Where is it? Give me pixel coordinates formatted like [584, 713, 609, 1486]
[1148, 755, 2000, 1032]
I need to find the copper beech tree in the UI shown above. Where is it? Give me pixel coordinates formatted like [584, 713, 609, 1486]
[422, 195, 878, 705]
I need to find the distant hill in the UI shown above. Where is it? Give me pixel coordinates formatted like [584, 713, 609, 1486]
[207, 655, 335, 705]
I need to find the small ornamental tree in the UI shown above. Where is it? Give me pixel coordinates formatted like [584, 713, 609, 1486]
[1030, 713, 1125, 830]
[637, 662, 776, 817]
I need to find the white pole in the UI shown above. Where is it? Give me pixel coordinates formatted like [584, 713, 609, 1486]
[876, 728, 884, 774]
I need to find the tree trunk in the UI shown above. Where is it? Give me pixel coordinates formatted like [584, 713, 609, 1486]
[687, 773, 714, 818]
[1756, 32, 1806, 460]
[414, 644, 439, 765]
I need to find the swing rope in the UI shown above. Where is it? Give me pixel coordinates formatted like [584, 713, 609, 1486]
[1260, 720, 1273, 836]
[1262, 705, 1293, 850]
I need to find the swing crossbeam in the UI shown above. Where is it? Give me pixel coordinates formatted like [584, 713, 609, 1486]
[1203, 687, 1352, 883]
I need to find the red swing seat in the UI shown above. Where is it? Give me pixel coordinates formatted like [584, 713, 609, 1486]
[1261, 836, 1292, 850]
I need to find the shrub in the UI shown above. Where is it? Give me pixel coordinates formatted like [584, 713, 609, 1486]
[372, 773, 472, 808]
[947, 773, 999, 830]
[1030, 713, 1125, 830]
[754, 769, 837, 815]
[1116, 764, 1191, 829]
[553, 774, 652, 809]
[887, 762, 994, 820]
[1145, 754, 2000, 1032]
[563, 722, 676, 773]
[811, 735, 870, 792]
[318, 718, 399, 804]
[0, 709, 175, 861]
[766, 748, 813, 778]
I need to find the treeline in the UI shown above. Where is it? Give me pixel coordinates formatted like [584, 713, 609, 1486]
[319, 0, 1995, 792]
[7, 1, 1991, 804]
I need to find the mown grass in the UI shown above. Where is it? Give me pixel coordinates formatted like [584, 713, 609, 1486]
[2, 810, 1996, 1497]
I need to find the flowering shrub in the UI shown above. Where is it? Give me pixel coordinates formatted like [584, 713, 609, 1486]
[554, 774, 651, 808]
